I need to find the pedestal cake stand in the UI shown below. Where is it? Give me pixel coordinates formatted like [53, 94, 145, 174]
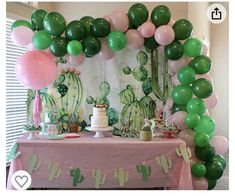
[85, 126, 113, 138]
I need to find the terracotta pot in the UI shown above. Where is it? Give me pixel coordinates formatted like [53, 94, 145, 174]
[139, 131, 152, 141]
[69, 123, 79, 133]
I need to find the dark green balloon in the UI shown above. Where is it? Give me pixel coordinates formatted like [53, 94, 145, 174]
[187, 98, 206, 116]
[80, 16, 94, 36]
[91, 18, 111, 38]
[82, 36, 101, 57]
[192, 78, 213, 98]
[172, 85, 193, 105]
[191, 163, 206, 177]
[177, 66, 196, 85]
[31, 9, 48, 30]
[65, 20, 86, 41]
[43, 12, 66, 36]
[67, 40, 82, 56]
[184, 38, 202, 57]
[205, 161, 224, 180]
[11, 20, 34, 30]
[195, 143, 215, 161]
[194, 115, 215, 138]
[50, 37, 68, 57]
[185, 112, 200, 128]
[128, 3, 149, 27]
[172, 103, 187, 113]
[194, 132, 210, 147]
[207, 179, 217, 190]
[107, 31, 127, 51]
[32, 30, 52, 50]
[151, 5, 171, 27]
[164, 40, 184, 60]
[211, 155, 226, 169]
[144, 36, 159, 50]
[190, 55, 211, 74]
[173, 19, 193, 40]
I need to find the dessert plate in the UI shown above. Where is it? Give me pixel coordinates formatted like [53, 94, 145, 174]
[47, 134, 64, 140]
[85, 126, 113, 138]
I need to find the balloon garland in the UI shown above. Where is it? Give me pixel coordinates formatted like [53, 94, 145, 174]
[11, 3, 229, 190]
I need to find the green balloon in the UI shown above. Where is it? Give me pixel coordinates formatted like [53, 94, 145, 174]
[177, 66, 196, 85]
[107, 31, 127, 51]
[194, 115, 215, 138]
[50, 37, 68, 57]
[184, 38, 202, 57]
[67, 40, 82, 56]
[172, 85, 193, 105]
[192, 78, 213, 98]
[128, 3, 149, 27]
[194, 132, 210, 147]
[164, 40, 184, 60]
[185, 113, 200, 128]
[144, 36, 159, 50]
[191, 163, 206, 177]
[187, 98, 206, 116]
[80, 16, 94, 36]
[173, 19, 193, 40]
[43, 12, 66, 36]
[207, 179, 217, 190]
[195, 143, 215, 161]
[65, 20, 86, 41]
[172, 103, 187, 113]
[32, 30, 52, 50]
[151, 5, 171, 27]
[91, 18, 111, 38]
[211, 155, 226, 169]
[133, 66, 148, 81]
[190, 55, 211, 74]
[205, 161, 224, 180]
[82, 36, 101, 57]
[31, 9, 48, 30]
[11, 20, 34, 30]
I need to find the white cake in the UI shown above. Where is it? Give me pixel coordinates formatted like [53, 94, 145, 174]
[91, 105, 108, 128]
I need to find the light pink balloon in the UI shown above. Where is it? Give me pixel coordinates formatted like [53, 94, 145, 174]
[168, 18, 175, 27]
[168, 56, 189, 74]
[204, 109, 210, 116]
[16, 51, 57, 90]
[103, 15, 111, 23]
[68, 53, 85, 66]
[126, 29, 144, 49]
[192, 177, 208, 190]
[154, 25, 175, 46]
[11, 26, 34, 46]
[139, 21, 156, 38]
[45, 50, 57, 62]
[109, 10, 129, 32]
[201, 42, 209, 56]
[100, 39, 115, 60]
[178, 129, 195, 147]
[196, 73, 213, 84]
[173, 111, 187, 130]
[27, 42, 36, 51]
[172, 74, 181, 86]
[203, 92, 218, 110]
[211, 135, 229, 154]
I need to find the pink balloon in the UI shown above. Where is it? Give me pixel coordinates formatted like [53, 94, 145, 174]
[68, 53, 85, 66]
[211, 135, 229, 154]
[139, 21, 156, 38]
[16, 51, 57, 90]
[45, 50, 57, 62]
[196, 73, 213, 84]
[109, 10, 129, 32]
[172, 74, 180, 86]
[103, 15, 111, 23]
[201, 42, 209, 56]
[168, 18, 175, 27]
[168, 56, 189, 74]
[173, 111, 187, 130]
[203, 92, 218, 110]
[204, 109, 210, 116]
[192, 177, 208, 190]
[100, 39, 115, 60]
[11, 26, 34, 46]
[178, 129, 195, 147]
[27, 42, 37, 51]
[126, 29, 144, 49]
[154, 25, 175, 46]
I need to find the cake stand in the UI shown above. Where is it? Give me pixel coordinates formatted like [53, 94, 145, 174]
[85, 126, 114, 138]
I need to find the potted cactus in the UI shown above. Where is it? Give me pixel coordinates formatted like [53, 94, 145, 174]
[69, 113, 80, 133]
[139, 125, 152, 141]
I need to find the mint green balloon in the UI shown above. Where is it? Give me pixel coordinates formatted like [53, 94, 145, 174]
[172, 85, 193, 105]
[194, 115, 215, 138]
[67, 40, 82, 56]
[32, 30, 52, 50]
[177, 66, 196, 85]
[184, 38, 202, 57]
[185, 112, 200, 128]
[11, 20, 34, 30]
[187, 98, 206, 116]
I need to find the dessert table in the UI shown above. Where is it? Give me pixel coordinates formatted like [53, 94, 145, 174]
[7, 131, 193, 190]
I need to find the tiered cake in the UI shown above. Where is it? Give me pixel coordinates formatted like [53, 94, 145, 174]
[91, 105, 108, 128]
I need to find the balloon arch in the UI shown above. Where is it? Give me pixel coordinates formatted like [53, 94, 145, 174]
[10, 3, 228, 190]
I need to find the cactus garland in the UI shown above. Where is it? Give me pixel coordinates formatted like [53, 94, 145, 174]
[136, 163, 152, 182]
[70, 168, 85, 187]
[156, 155, 172, 174]
[48, 161, 61, 181]
[176, 145, 192, 164]
[114, 168, 129, 187]
[27, 154, 41, 174]
[92, 169, 106, 189]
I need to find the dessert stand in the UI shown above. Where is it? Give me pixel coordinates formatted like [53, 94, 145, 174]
[85, 126, 114, 138]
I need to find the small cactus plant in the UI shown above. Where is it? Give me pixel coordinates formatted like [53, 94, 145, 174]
[176, 145, 192, 164]
[70, 168, 85, 187]
[27, 154, 41, 174]
[92, 169, 106, 189]
[156, 155, 172, 174]
[48, 162, 61, 181]
[136, 162, 151, 182]
[114, 168, 129, 187]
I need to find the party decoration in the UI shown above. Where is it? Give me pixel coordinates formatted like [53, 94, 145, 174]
[194, 115, 215, 138]
[151, 5, 171, 27]
[203, 92, 218, 110]
[191, 163, 206, 177]
[91, 18, 111, 38]
[156, 155, 172, 174]
[192, 177, 208, 190]
[139, 21, 156, 38]
[204, 161, 224, 180]
[136, 163, 152, 182]
[65, 20, 86, 41]
[195, 143, 215, 161]
[100, 39, 115, 60]
[114, 168, 129, 187]
[187, 98, 206, 116]
[31, 9, 48, 30]
[136, 51, 148, 66]
[50, 37, 68, 57]
[126, 29, 144, 49]
[48, 161, 61, 181]
[144, 36, 159, 50]
[92, 169, 106, 189]
[68, 53, 85, 66]
[168, 56, 189, 74]
[27, 154, 41, 174]
[70, 168, 85, 187]
[173, 111, 187, 130]
[211, 155, 226, 169]
[128, 3, 149, 27]
[32, 30, 52, 50]
[178, 129, 195, 147]
[173, 19, 193, 40]
[194, 132, 210, 147]
[142, 78, 152, 96]
[164, 40, 184, 60]
[207, 179, 217, 190]
[184, 38, 202, 57]
[11, 26, 34, 46]
[154, 25, 175, 46]
[192, 78, 213, 98]
[177, 66, 196, 85]
[67, 40, 82, 56]
[211, 135, 229, 155]
[133, 66, 148, 81]
[109, 10, 129, 32]
[185, 113, 200, 128]
[80, 16, 94, 35]
[172, 85, 193, 105]
[82, 36, 101, 57]
[12, 20, 34, 30]
[190, 55, 211, 74]
[172, 103, 187, 113]
[107, 31, 127, 51]
[176, 145, 192, 163]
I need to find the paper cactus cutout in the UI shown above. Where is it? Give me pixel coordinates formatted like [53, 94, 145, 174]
[48, 161, 61, 181]
[136, 162, 151, 182]
[114, 168, 129, 187]
[7, 143, 21, 162]
[70, 168, 85, 187]
[176, 145, 192, 164]
[27, 154, 41, 174]
[156, 155, 172, 174]
[92, 169, 106, 189]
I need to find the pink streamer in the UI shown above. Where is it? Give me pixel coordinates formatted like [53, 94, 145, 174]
[33, 91, 42, 128]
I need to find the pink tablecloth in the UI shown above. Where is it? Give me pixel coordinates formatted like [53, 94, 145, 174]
[7, 132, 192, 190]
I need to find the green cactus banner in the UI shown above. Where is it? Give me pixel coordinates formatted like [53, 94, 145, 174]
[27, 154, 41, 174]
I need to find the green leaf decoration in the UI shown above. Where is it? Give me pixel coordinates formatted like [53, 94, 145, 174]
[7, 143, 20, 162]
[107, 107, 119, 126]
[92, 169, 106, 189]
[176, 145, 192, 164]
[48, 161, 61, 181]
[123, 66, 132, 75]
[70, 168, 85, 187]
[136, 51, 148, 66]
[156, 155, 172, 174]
[142, 78, 153, 96]
[133, 66, 148, 82]
[136, 162, 152, 182]
[114, 168, 129, 187]
[27, 154, 41, 174]
[99, 81, 110, 97]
